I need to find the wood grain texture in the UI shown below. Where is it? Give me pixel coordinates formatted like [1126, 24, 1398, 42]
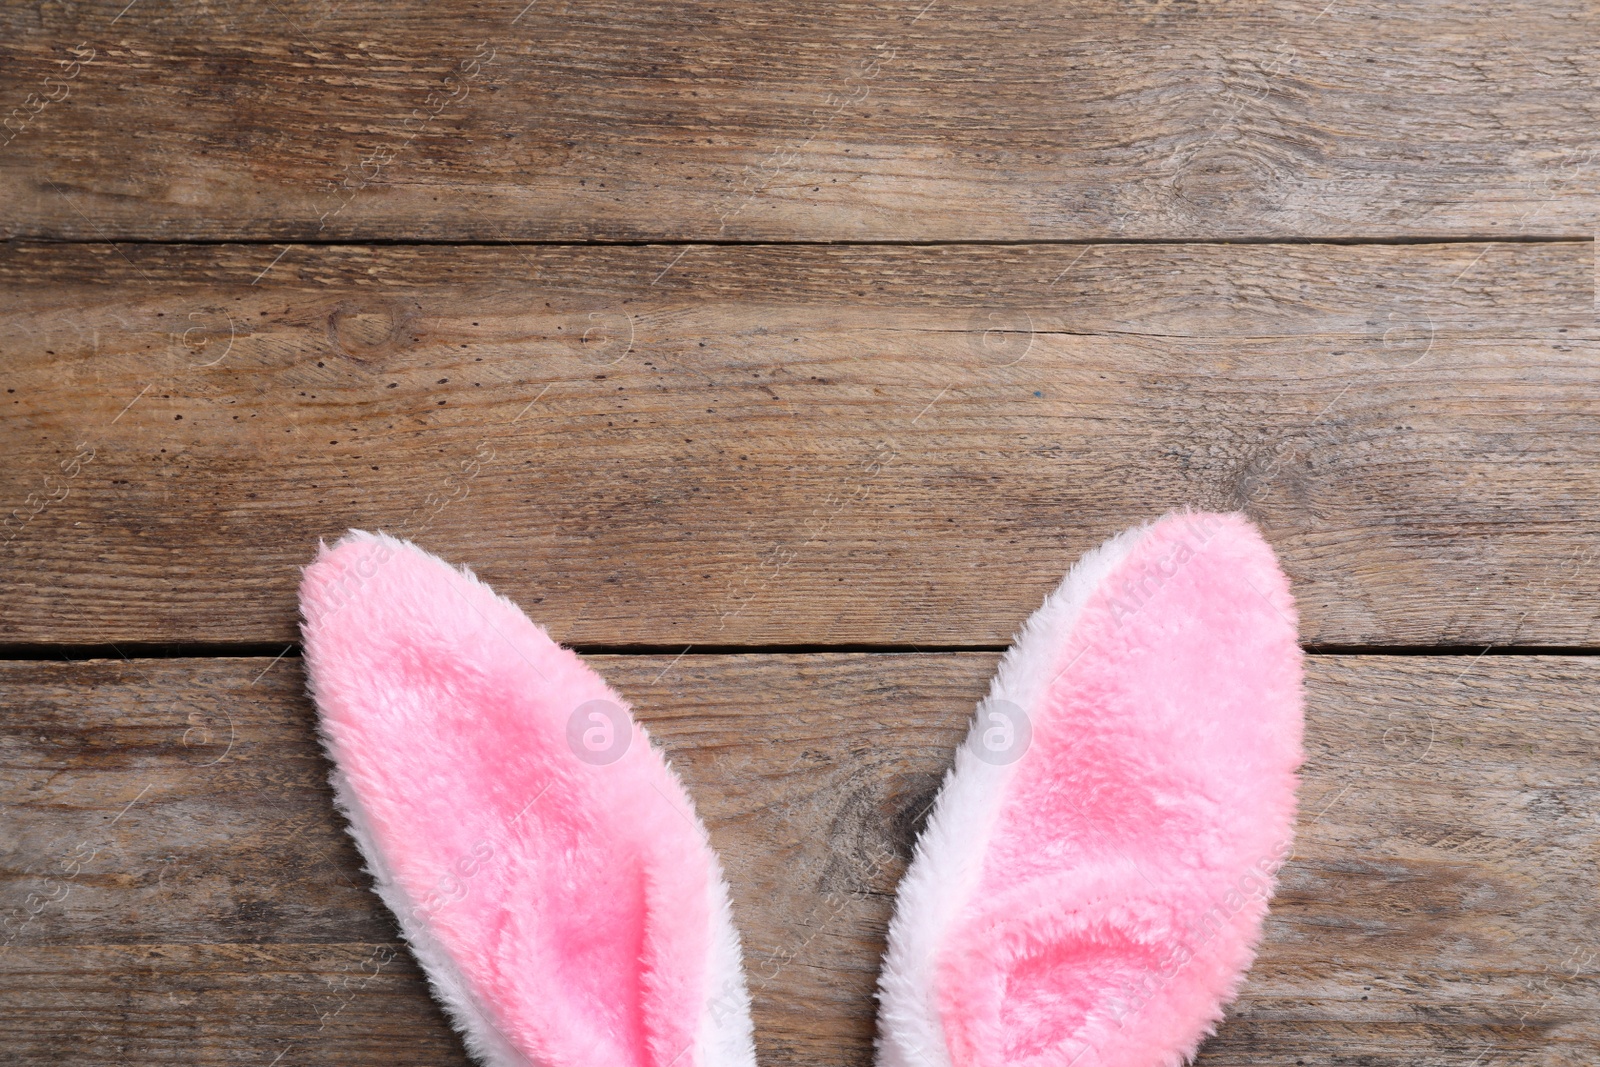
[1, 653, 1595, 1065]
[1, 0, 1596, 241]
[2, 240, 1597, 648]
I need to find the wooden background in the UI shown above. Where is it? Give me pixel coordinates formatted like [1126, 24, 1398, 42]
[1, 0, 1596, 1064]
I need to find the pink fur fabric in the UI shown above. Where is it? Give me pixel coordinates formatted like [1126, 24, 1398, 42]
[299, 531, 754, 1067]
[876, 512, 1305, 1067]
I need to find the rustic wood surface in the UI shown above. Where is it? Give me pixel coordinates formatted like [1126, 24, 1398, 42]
[2, 240, 1596, 649]
[3, 0, 1595, 1062]
[1, 0, 1596, 241]
[0, 653, 1595, 1066]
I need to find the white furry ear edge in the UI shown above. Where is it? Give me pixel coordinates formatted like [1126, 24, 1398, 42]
[696, 865, 759, 1067]
[873, 521, 1158, 1067]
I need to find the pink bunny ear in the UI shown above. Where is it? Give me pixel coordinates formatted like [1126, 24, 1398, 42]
[300, 531, 755, 1067]
[876, 512, 1305, 1067]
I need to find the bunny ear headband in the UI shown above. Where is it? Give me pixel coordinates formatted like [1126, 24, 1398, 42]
[299, 511, 1303, 1067]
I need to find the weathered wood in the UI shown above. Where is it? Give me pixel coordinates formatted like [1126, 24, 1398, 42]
[1, 240, 1596, 648]
[0, 0, 1595, 241]
[1, 654, 1596, 1065]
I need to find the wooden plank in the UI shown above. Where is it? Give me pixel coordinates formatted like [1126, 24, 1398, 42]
[0, 0, 1595, 241]
[0, 944, 464, 1065]
[1, 653, 1595, 1065]
[2, 240, 1596, 648]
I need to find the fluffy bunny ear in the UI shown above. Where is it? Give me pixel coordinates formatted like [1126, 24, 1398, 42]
[876, 512, 1305, 1067]
[299, 530, 755, 1067]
